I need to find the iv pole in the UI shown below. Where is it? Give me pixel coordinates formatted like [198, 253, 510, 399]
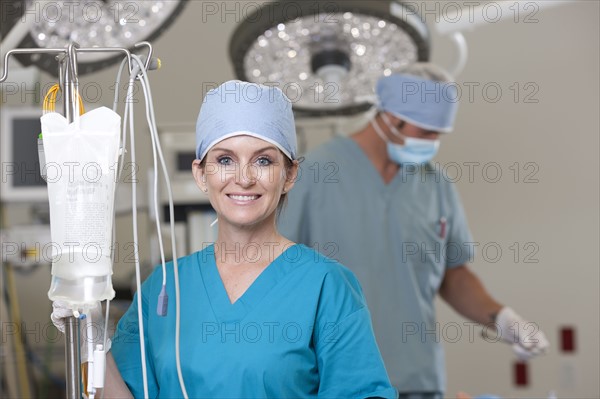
[0, 41, 153, 399]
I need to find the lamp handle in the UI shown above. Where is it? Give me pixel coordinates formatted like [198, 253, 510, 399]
[447, 32, 468, 78]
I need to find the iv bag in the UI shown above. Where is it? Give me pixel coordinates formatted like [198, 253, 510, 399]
[43, 107, 120, 309]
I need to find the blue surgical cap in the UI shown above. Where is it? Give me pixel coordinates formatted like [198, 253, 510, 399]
[196, 80, 297, 160]
[376, 74, 459, 133]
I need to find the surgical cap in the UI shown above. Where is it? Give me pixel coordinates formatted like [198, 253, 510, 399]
[196, 80, 297, 161]
[376, 74, 459, 133]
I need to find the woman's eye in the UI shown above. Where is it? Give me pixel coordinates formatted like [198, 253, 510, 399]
[217, 156, 233, 165]
[256, 157, 272, 166]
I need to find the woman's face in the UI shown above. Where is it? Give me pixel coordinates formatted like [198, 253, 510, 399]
[192, 135, 297, 230]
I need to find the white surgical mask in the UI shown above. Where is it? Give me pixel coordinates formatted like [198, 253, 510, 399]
[373, 114, 441, 165]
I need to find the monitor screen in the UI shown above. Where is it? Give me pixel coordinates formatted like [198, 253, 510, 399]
[0, 107, 47, 202]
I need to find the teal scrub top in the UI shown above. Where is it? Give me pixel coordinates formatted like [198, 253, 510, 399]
[111, 243, 397, 399]
[278, 138, 474, 393]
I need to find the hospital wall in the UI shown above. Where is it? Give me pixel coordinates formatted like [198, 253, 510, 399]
[1, 1, 598, 397]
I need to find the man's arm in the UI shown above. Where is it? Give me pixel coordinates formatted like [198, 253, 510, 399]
[438, 264, 503, 325]
[439, 264, 550, 358]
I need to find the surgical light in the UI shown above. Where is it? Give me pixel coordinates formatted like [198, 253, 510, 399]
[2, 0, 187, 76]
[229, 0, 430, 116]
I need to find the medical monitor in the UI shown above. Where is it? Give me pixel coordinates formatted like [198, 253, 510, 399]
[0, 106, 47, 202]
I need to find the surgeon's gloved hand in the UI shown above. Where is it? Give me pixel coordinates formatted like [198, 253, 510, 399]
[50, 300, 111, 362]
[495, 306, 549, 360]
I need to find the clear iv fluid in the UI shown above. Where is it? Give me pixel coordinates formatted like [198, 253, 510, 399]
[42, 108, 121, 309]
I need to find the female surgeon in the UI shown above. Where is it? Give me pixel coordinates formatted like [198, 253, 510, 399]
[66, 80, 397, 398]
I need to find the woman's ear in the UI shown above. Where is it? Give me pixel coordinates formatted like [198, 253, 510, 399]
[192, 159, 208, 192]
[283, 160, 300, 193]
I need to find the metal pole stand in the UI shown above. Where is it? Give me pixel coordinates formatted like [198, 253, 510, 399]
[0, 40, 154, 399]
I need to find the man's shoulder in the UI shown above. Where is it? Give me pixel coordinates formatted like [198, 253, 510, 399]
[298, 137, 360, 180]
[303, 137, 353, 162]
[290, 138, 357, 191]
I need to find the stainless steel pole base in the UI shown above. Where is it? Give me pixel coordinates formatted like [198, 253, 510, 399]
[64, 316, 81, 399]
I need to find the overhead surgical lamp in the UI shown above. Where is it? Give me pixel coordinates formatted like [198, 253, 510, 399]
[229, 0, 572, 117]
[1, 0, 187, 76]
[230, 0, 430, 116]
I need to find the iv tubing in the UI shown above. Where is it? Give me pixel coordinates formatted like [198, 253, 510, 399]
[114, 57, 168, 288]
[86, 313, 95, 398]
[131, 54, 189, 398]
[126, 64, 149, 399]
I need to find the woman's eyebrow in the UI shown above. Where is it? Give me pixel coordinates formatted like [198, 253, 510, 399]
[210, 146, 278, 156]
[252, 146, 278, 155]
[210, 147, 234, 154]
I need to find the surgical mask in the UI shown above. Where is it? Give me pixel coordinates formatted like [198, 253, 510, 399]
[387, 137, 440, 165]
[373, 114, 440, 165]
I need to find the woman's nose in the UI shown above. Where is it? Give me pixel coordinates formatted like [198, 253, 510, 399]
[235, 163, 259, 186]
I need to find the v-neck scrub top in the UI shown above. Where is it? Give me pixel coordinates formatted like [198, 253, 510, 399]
[111, 244, 396, 399]
[277, 138, 475, 394]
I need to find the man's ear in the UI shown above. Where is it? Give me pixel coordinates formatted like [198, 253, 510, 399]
[192, 159, 207, 192]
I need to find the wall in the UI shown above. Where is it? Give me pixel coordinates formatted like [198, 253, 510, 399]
[1, 1, 598, 397]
